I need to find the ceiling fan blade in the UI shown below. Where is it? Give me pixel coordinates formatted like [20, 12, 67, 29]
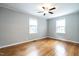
[42, 7, 45, 9]
[49, 7, 56, 10]
[49, 12, 53, 14]
[37, 11, 43, 13]
[43, 13, 46, 16]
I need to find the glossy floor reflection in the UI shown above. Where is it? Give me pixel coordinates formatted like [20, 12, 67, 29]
[26, 46, 39, 56]
[0, 38, 79, 56]
[54, 44, 66, 56]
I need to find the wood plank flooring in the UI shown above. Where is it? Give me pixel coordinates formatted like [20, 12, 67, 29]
[0, 38, 79, 56]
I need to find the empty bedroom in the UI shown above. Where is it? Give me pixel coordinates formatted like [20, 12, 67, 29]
[0, 3, 79, 56]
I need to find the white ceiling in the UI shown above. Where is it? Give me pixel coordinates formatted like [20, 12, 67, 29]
[0, 3, 79, 19]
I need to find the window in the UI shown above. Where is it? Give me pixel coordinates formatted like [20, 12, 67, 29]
[29, 17, 37, 34]
[56, 19, 65, 33]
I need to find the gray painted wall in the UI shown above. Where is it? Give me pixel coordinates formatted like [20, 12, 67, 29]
[48, 12, 79, 42]
[0, 7, 47, 47]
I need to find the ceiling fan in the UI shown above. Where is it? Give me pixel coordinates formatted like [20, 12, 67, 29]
[37, 6, 56, 16]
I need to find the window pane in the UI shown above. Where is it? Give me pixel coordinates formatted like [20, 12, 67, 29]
[29, 17, 37, 34]
[29, 18, 37, 25]
[29, 26, 37, 33]
[56, 19, 65, 27]
[56, 19, 65, 33]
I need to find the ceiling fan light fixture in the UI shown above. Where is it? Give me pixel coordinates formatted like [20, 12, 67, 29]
[37, 3, 56, 16]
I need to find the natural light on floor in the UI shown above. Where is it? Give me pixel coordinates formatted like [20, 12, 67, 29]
[54, 44, 66, 56]
[26, 45, 39, 56]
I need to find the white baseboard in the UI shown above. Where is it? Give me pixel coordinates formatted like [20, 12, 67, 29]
[48, 36, 79, 44]
[0, 36, 78, 49]
[0, 37, 46, 49]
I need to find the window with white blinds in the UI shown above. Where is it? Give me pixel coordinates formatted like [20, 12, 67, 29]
[29, 17, 37, 34]
[56, 19, 65, 33]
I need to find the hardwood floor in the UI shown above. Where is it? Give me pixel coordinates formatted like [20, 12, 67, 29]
[0, 38, 79, 56]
